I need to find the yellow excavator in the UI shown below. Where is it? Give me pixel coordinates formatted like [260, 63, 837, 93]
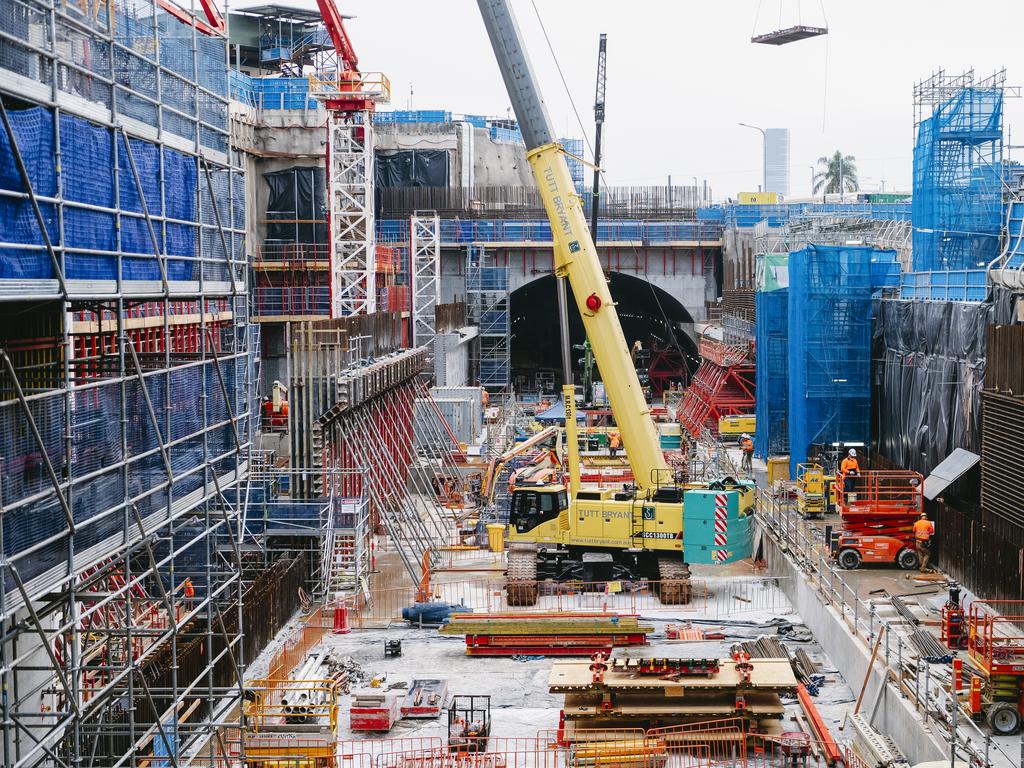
[478, 426, 561, 506]
[477, 1, 752, 606]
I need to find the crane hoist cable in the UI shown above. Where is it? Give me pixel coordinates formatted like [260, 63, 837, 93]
[526, 2, 692, 371]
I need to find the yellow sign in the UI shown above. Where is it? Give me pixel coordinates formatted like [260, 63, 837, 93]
[738, 192, 779, 204]
[606, 581, 622, 594]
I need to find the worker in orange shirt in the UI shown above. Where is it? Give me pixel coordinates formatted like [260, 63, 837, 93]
[913, 512, 935, 572]
[608, 431, 622, 458]
[739, 433, 754, 475]
[839, 449, 860, 496]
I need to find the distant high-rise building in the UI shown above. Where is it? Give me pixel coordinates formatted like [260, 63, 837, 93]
[764, 128, 791, 198]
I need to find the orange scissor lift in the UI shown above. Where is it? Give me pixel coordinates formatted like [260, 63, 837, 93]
[830, 470, 924, 570]
[965, 601, 1024, 734]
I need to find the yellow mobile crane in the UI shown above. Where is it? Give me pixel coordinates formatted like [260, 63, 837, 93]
[477, 1, 752, 606]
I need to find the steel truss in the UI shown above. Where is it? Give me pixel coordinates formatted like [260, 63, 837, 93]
[327, 111, 376, 316]
[410, 214, 441, 351]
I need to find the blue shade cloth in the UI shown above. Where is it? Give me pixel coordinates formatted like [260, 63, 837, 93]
[787, 245, 873, 474]
[912, 87, 1003, 271]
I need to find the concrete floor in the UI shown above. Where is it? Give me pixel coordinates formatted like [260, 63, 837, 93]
[241, 439, 1020, 766]
[318, 573, 858, 744]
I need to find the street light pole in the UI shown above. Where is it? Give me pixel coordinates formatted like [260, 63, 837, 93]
[738, 122, 767, 193]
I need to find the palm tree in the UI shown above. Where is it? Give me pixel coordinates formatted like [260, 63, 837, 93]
[813, 151, 858, 198]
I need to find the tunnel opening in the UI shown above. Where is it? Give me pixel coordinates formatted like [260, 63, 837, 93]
[510, 272, 699, 396]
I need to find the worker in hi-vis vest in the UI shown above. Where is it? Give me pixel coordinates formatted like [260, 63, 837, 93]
[739, 433, 754, 474]
[913, 512, 935, 572]
[839, 449, 860, 495]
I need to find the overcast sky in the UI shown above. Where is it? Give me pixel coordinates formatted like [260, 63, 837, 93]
[237, 1, 1024, 200]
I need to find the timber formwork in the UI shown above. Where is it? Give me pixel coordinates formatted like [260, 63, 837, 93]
[0, 2, 252, 766]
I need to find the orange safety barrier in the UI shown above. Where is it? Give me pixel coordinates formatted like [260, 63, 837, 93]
[246, 678, 340, 735]
[318, 723, 863, 768]
[266, 605, 333, 680]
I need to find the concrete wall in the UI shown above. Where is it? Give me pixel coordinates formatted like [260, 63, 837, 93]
[434, 328, 476, 387]
[762, 529, 947, 766]
[375, 123, 531, 188]
[722, 225, 758, 290]
[502, 248, 716, 323]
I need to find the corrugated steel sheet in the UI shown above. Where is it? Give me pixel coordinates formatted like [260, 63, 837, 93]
[986, 324, 1024, 396]
[981, 391, 1024, 537]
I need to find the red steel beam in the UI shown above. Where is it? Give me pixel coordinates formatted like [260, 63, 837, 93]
[797, 683, 841, 765]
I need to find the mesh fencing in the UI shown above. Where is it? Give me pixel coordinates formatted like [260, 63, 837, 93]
[1, 355, 250, 596]
[0, 106, 246, 281]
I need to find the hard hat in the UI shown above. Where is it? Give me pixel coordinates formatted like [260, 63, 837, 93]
[919, 512, 927, 517]
[848, 449, 857, 457]
[741, 433, 749, 439]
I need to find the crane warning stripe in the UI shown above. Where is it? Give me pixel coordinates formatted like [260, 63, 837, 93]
[714, 519, 728, 533]
[714, 532, 727, 545]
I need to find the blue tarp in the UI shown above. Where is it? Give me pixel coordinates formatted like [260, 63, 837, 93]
[535, 400, 585, 424]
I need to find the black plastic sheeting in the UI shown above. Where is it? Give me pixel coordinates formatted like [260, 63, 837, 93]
[376, 150, 449, 188]
[263, 166, 327, 243]
[872, 286, 1016, 484]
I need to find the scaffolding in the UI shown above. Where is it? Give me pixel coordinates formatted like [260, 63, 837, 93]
[327, 110, 377, 316]
[912, 69, 1005, 271]
[466, 245, 511, 391]
[0, 2, 251, 765]
[244, 454, 372, 600]
[753, 254, 789, 460]
[411, 213, 441, 350]
[787, 245, 872, 470]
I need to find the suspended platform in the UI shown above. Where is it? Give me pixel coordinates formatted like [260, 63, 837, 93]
[751, 25, 828, 45]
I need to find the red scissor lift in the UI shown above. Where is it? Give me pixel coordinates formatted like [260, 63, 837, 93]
[830, 470, 923, 570]
[965, 601, 1024, 734]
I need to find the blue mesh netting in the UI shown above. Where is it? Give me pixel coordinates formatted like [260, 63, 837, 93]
[754, 287, 788, 460]
[787, 245, 873, 472]
[0, 106, 57, 277]
[0, 107, 208, 281]
[912, 87, 1003, 271]
[1002, 199, 1024, 270]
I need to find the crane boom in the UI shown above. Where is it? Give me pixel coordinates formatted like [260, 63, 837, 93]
[477, 1, 669, 492]
[315, 0, 360, 72]
[590, 33, 607, 239]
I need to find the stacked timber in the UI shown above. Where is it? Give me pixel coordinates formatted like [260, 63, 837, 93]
[549, 657, 797, 732]
[439, 612, 653, 656]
